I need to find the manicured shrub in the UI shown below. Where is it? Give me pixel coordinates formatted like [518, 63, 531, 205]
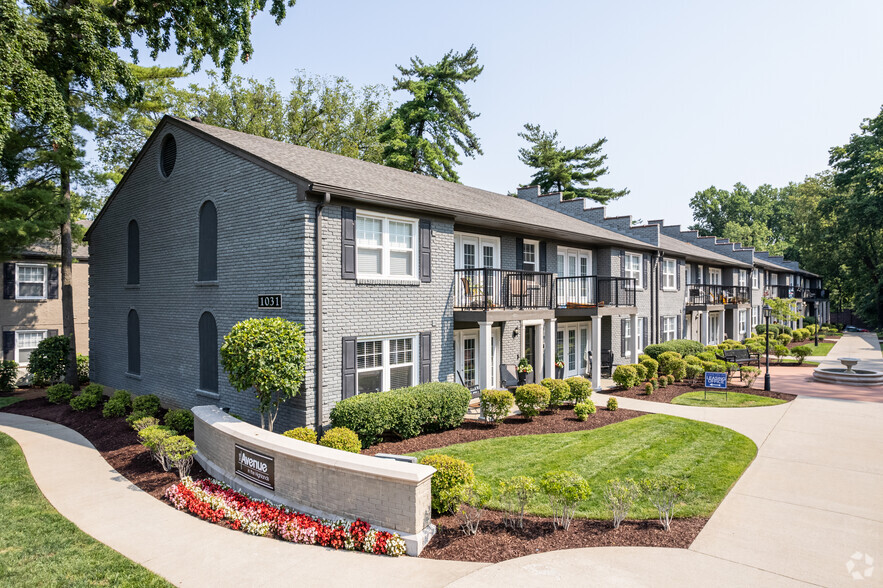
[573, 400, 595, 421]
[631, 363, 647, 382]
[102, 389, 131, 418]
[777, 333, 793, 346]
[70, 384, 103, 411]
[164, 409, 194, 433]
[0, 360, 18, 394]
[126, 411, 152, 427]
[565, 377, 592, 403]
[612, 365, 639, 389]
[220, 317, 307, 432]
[780, 325, 792, 335]
[607, 397, 618, 411]
[138, 425, 175, 470]
[649, 376, 659, 390]
[499, 475, 538, 529]
[163, 435, 196, 478]
[282, 427, 318, 443]
[76, 354, 89, 384]
[670, 359, 687, 381]
[329, 382, 470, 447]
[774, 345, 789, 363]
[604, 478, 639, 529]
[638, 353, 650, 362]
[755, 324, 780, 337]
[657, 351, 683, 376]
[130, 415, 160, 432]
[658, 376, 668, 388]
[28, 335, 70, 385]
[643, 339, 704, 360]
[480, 389, 514, 424]
[419, 454, 475, 514]
[790, 345, 812, 365]
[513, 384, 550, 419]
[540, 470, 591, 530]
[458, 481, 492, 536]
[640, 475, 695, 531]
[132, 394, 162, 417]
[319, 427, 361, 453]
[540, 378, 571, 407]
[639, 357, 658, 379]
[740, 366, 760, 386]
[644, 382, 653, 395]
[46, 383, 73, 404]
[696, 351, 716, 362]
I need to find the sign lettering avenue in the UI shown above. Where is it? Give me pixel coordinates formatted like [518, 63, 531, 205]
[704, 372, 728, 390]
[258, 295, 282, 309]
[234, 444, 275, 490]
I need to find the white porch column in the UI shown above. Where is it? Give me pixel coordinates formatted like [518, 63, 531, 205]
[477, 321, 493, 390]
[533, 322, 545, 382]
[700, 311, 709, 345]
[629, 313, 639, 360]
[718, 314, 725, 343]
[798, 316, 803, 329]
[590, 316, 602, 390]
[544, 318, 557, 380]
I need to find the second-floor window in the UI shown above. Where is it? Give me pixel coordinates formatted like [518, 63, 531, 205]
[738, 270, 747, 288]
[16, 264, 46, 299]
[709, 268, 722, 285]
[739, 310, 748, 336]
[752, 269, 759, 289]
[356, 213, 416, 279]
[624, 253, 642, 288]
[522, 240, 538, 271]
[662, 259, 677, 290]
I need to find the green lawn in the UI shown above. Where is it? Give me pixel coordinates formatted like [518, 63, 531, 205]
[801, 342, 835, 356]
[671, 391, 787, 408]
[410, 414, 756, 519]
[0, 433, 171, 587]
[0, 396, 24, 409]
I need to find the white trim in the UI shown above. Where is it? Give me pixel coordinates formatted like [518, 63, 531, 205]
[752, 268, 759, 289]
[454, 327, 501, 389]
[662, 259, 677, 291]
[557, 321, 591, 378]
[15, 263, 48, 300]
[662, 316, 677, 342]
[355, 333, 418, 393]
[624, 252, 643, 289]
[454, 232, 501, 269]
[708, 267, 722, 285]
[622, 318, 644, 358]
[522, 239, 540, 272]
[355, 211, 418, 280]
[14, 330, 48, 365]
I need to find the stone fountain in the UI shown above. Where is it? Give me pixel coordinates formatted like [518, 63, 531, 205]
[813, 358, 883, 386]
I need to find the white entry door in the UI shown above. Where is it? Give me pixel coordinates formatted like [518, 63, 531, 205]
[557, 322, 591, 378]
[455, 328, 501, 389]
[557, 248, 592, 306]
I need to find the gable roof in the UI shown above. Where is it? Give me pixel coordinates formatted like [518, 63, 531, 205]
[656, 234, 751, 267]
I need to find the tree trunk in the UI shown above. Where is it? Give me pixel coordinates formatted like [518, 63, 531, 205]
[60, 161, 78, 388]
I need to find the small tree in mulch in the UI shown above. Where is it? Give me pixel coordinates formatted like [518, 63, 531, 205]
[540, 470, 591, 530]
[499, 475, 539, 529]
[603, 478, 639, 529]
[640, 476, 694, 531]
[220, 318, 306, 432]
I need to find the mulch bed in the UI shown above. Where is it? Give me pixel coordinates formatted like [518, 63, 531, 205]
[1, 389, 206, 500]
[362, 405, 646, 456]
[423, 510, 706, 563]
[607, 380, 796, 404]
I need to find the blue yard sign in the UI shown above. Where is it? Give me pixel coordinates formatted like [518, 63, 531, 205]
[705, 372, 728, 389]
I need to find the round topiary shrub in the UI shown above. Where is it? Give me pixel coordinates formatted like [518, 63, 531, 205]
[540, 378, 571, 407]
[132, 394, 161, 417]
[46, 383, 74, 404]
[513, 384, 550, 419]
[164, 409, 194, 433]
[418, 454, 475, 514]
[632, 363, 647, 381]
[573, 400, 596, 421]
[319, 427, 361, 453]
[657, 351, 683, 376]
[612, 365, 639, 389]
[102, 390, 131, 418]
[607, 397, 618, 411]
[791, 345, 812, 365]
[480, 388, 514, 424]
[565, 377, 592, 403]
[640, 357, 658, 379]
[70, 384, 103, 411]
[644, 382, 653, 395]
[282, 427, 318, 443]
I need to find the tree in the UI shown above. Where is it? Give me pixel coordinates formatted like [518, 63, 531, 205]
[379, 45, 484, 182]
[220, 318, 306, 432]
[2, 0, 297, 386]
[763, 297, 801, 323]
[688, 183, 789, 254]
[517, 124, 628, 204]
[828, 105, 883, 326]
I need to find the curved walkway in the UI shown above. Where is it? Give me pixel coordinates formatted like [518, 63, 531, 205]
[1, 334, 880, 587]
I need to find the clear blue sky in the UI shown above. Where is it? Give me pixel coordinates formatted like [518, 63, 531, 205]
[128, 0, 883, 226]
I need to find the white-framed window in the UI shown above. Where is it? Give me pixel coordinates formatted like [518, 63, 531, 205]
[739, 310, 748, 337]
[356, 335, 416, 394]
[622, 319, 644, 357]
[624, 252, 642, 288]
[15, 330, 47, 365]
[662, 259, 677, 290]
[522, 240, 538, 272]
[662, 316, 677, 342]
[16, 264, 47, 300]
[696, 265, 704, 284]
[356, 212, 417, 279]
[752, 269, 759, 289]
[738, 270, 748, 288]
[751, 306, 759, 330]
[454, 233, 500, 269]
[709, 268, 722, 285]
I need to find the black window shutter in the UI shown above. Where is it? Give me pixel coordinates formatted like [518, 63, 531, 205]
[539, 241, 547, 272]
[3, 263, 14, 299]
[48, 266, 59, 299]
[515, 237, 524, 270]
[677, 260, 684, 291]
[420, 331, 432, 383]
[658, 258, 664, 291]
[127, 309, 140, 375]
[642, 317, 648, 349]
[198, 201, 218, 282]
[341, 207, 356, 280]
[419, 219, 431, 283]
[642, 255, 648, 289]
[199, 312, 218, 392]
[620, 319, 627, 356]
[619, 250, 625, 278]
[2, 331, 14, 361]
[127, 220, 139, 285]
[47, 329, 58, 338]
[341, 336, 356, 398]
[659, 316, 664, 343]
[677, 317, 682, 340]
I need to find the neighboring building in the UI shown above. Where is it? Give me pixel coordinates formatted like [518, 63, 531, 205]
[1, 230, 90, 376]
[85, 116, 826, 431]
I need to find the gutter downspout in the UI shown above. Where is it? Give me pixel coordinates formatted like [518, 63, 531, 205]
[315, 192, 331, 429]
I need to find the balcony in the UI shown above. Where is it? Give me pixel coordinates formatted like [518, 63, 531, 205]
[555, 276, 636, 311]
[686, 284, 751, 306]
[803, 287, 827, 299]
[766, 285, 805, 299]
[454, 268, 554, 314]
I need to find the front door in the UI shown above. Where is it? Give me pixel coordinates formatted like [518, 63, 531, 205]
[524, 325, 537, 379]
[557, 322, 590, 378]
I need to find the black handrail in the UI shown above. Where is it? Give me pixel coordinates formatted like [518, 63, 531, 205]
[555, 276, 636, 308]
[686, 284, 750, 305]
[454, 268, 554, 310]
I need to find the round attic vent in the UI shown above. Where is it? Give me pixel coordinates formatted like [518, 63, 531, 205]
[160, 134, 177, 178]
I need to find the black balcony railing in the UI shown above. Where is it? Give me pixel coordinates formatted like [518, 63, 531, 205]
[686, 284, 751, 305]
[765, 285, 805, 299]
[455, 268, 554, 310]
[803, 287, 827, 299]
[555, 276, 636, 308]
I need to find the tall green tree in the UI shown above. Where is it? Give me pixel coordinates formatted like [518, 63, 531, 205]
[379, 45, 484, 182]
[828, 106, 883, 326]
[517, 123, 628, 204]
[1, 0, 297, 386]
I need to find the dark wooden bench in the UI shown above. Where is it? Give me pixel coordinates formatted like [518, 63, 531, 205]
[718, 348, 761, 379]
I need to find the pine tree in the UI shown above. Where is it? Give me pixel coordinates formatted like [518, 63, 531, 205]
[379, 45, 484, 183]
[517, 123, 628, 204]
